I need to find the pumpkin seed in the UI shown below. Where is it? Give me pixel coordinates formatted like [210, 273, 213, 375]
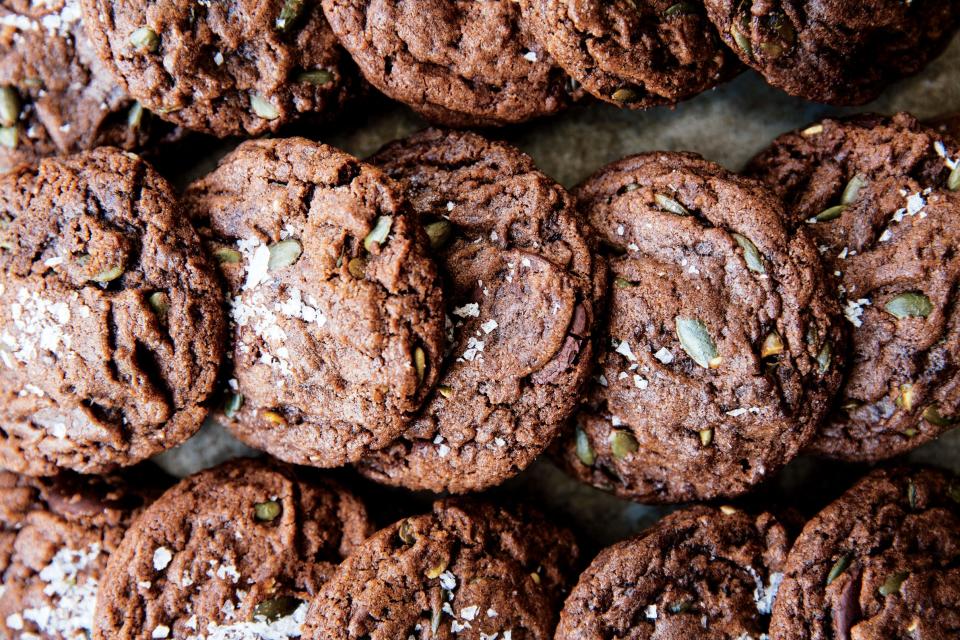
[904, 427, 918, 438]
[813, 204, 846, 222]
[675, 317, 721, 369]
[896, 384, 914, 412]
[816, 342, 832, 373]
[296, 69, 334, 85]
[148, 291, 169, 320]
[251, 93, 279, 120]
[127, 102, 145, 130]
[414, 346, 426, 383]
[224, 393, 244, 418]
[884, 292, 932, 319]
[431, 603, 442, 633]
[758, 41, 784, 58]
[841, 175, 866, 205]
[425, 559, 448, 579]
[732, 233, 764, 273]
[614, 277, 636, 289]
[730, 24, 752, 58]
[611, 87, 639, 103]
[907, 480, 917, 509]
[530, 571, 541, 584]
[0, 86, 20, 127]
[0, 126, 17, 149]
[254, 500, 282, 521]
[949, 165, 960, 191]
[129, 27, 160, 53]
[267, 239, 302, 271]
[719, 505, 738, 515]
[609, 429, 638, 459]
[347, 256, 367, 279]
[654, 193, 689, 216]
[275, 0, 305, 32]
[948, 482, 960, 504]
[664, 2, 696, 16]
[398, 518, 416, 544]
[802, 124, 824, 136]
[826, 553, 851, 585]
[424, 220, 452, 249]
[437, 385, 453, 398]
[91, 266, 124, 283]
[878, 571, 909, 596]
[699, 428, 714, 447]
[575, 427, 596, 466]
[760, 331, 784, 359]
[214, 247, 242, 264]
[262, 410, 286, 425]
[922, 404, 953, 427]
[252, 596, 301, 622]
[363, 216, 393, 251]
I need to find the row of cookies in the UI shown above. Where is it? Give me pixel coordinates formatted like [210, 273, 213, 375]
[4, 456, 957, 638]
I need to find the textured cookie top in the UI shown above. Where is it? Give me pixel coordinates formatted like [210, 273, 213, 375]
[704, 0, 960, 104]
[321, 0, 575, 126]
[303, 499, 579, 640]
[80, 0, 352, 136]
[0, 468, 163, 640]
[747, 113, 960, 461]
[186, 138, 446, 468]
[93, 458, 373, 640]
[0, 147, 224, 476]
[519, 0, 738, 108]
[563, 151, 843, 503]
[359, 129, 602, 493]
[556, 505, 790, 640]
[770, 467, 960, 640]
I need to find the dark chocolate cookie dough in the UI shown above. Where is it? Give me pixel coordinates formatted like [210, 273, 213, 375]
[556, 505, 789, 640]
[186, 138, 445, 468]
[0, 0, 178, 173]
[358, 129, 602, 493]
[0, 467, 163, 640]
[771, 466, 960, 639]
[704, 0, 960, 104]
[519, 0, 739, 109]
[0, 147, 225, 476]
[303, 499, 580, 640]
[562, 152, 843, 503]
[747, 113, 960, 461]
[93, 458, 373, 640]
[321, 0, 577, 127]
[80, 0, 353, 137]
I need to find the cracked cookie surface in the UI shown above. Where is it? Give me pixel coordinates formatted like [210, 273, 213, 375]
[770, 466, 960, 640]
[303, 499, 579, 640]
[560, 151, 843, 503]
[80, 0, 353, 137]
[92, 458, 373, 640]
[747, 113, 960, 461]
[359, 129, 603, 493]
[186, 138, 446, 468]
[0, 147, 225, 476]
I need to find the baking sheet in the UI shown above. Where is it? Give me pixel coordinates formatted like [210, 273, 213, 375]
[154, 34, 960, 550]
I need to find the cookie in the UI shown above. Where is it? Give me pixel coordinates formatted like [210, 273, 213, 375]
[746, 113, 960, 461]
[519, 0, 739, 109]
[358, 129, 602, 493]
[0, 467, 164, 640]
[185, 138, 445, 468]
[770, 466, 960, 639]
[704, 1, 960, 105]
[556, 505, 789, 640]
[303, 499, 580, 640]
[0, 147, 225, 476]
[562, 151, 844, 503]
[92, 458, 373, 640]
[0, 0, 181, 173]
[321, 0, 576, 127]
[80, 0, 353, 137]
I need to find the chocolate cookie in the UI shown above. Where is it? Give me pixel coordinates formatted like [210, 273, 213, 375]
[0, 0, 180, 173]
[562, 152, 843, 503]
[80, 0, 353, 137]
[704, 1, 960, 105]
[185, 138, 445, 468]
[746, 113, 960, 461]
[771, 466, 960, 639]
[0, 147, 225, 476]
[92, 458, 373, 640]
[556, 505, 789, 640]
[321, 0, 576, 127]
[303, 499, 580, 640]
[519, 0, 739, 109]
[358, 129, 602, 493]
[0, 467, 163, 640]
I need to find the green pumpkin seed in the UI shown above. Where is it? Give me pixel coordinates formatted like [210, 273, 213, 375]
[575, 427, 596, 466]
[949, 165, 960, 191]
[148, 291, 169, 320]
[802, 124, 824, 136]
[254, 500, 282, 521]
[609, 429, 638, 459]
[699, 428, 714, 447]
[758, 41, 784, 58]
[251, 93, 279, 120]
[841, 175, 866, 205]
[129, 27, 160, 53]
[730, 24, 752, 58]
[654, 193, 689, 216]
[267, 239, 302, 271]
[878, 571, 909, 596]
[437, 385, 453, 398]
[262, 410, 286, 425]
[760, 331, 784, 359]
[431, 603, 442, 633]
[363, 216, 393, 251]
[425, 559, 448, 579]
[732, 233, 765, 273]
[398, 518, 417, 544]
[675, 317, 721, 369]
[275, 0, 305, 32]
[904, 427, 918, 438]
[948, 482, 960, 504]
[252, 596, 301, 622]
[224, 392, 244, 418]
[296, 69, 334, 85]
[813, 204, 846, 222]
[896, 384, 914, 412]
[413, 346, 427, 383]
[91, 266, 124, 283]
[347, 256, 367, 279]
[530, 571, 541, 584]
[127, 102, 145, 130]
[0, 86, 20, 127]
[213, 247, 242, 264]
[614, 277, 635, 289]
[816, 342, 832, 374]
[907, 480, 917, 509]
[0, 126, 18, 149]
[611, 87, 639, 103]
[424, 220, 453, 249]
[826, 553, 852, 585]
[884, 292, 932, 319]
[922, 404, 954, 427]
[664, 2, 696, 16]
